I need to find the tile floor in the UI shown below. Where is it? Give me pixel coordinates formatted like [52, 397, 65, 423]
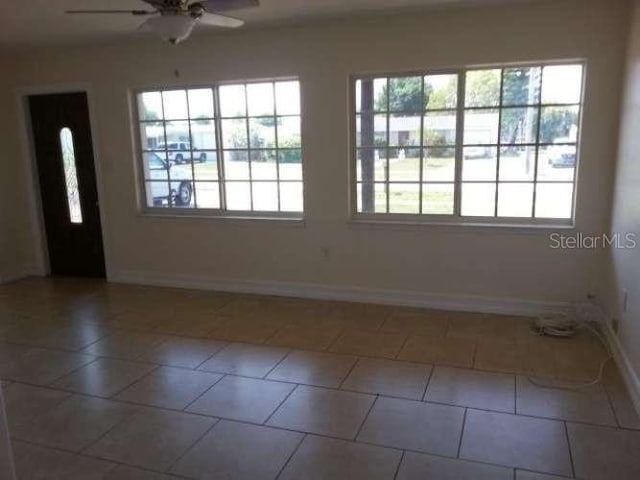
[0, 277, 639, 479]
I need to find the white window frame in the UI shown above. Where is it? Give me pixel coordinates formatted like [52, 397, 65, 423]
[133, 78, 304, 220]
[349, 61, 585, 227]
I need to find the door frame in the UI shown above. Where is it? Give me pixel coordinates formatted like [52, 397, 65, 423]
[16, 84, 111, 278]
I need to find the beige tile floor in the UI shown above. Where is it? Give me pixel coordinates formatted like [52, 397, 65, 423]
[1, 277, 639, 479]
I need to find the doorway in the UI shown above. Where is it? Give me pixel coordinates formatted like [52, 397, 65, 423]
[28, 92, 106, 277]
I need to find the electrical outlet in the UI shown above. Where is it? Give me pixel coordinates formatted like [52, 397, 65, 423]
[612, 317, 620, 334]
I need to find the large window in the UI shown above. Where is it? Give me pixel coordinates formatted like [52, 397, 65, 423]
[353, 63, 584, 223]
[137, 80, 303, 216]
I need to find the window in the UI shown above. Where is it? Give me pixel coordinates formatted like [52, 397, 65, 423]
[59, 127, 83, 224]
[353, 63, 584, 224]
[136, 80, 303, 216]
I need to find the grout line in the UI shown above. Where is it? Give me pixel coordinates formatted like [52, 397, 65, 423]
[165, 417, 220, 475]
[354, 394, 378, 441]
[181, 373, 227, 412]
[563, 421, 576, 479]
[421, 364, 436, 401]
[392, 450, 406, 480]
[274, 432, 307, 480]
[456, 407, 468, 458]
[262, 348, 294, 379]
[337, 357, 361, 389]
[264, 384, 299, 425]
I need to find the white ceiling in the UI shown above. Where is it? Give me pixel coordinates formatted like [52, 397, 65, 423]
[0, 0, 538, 48]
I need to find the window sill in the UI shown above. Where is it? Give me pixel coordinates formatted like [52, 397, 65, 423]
[348, 216, 575, 233]
[138, 210, 306, 227]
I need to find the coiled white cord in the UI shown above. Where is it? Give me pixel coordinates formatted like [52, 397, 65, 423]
[528, 312, 612, 391]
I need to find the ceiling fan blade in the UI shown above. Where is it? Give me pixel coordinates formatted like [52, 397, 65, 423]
[66, 10, 155, 15]
[201, 0, 259, 12]
[197, 12, 244, 28]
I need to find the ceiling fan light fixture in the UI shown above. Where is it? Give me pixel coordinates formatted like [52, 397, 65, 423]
[144, 13, 196, 45]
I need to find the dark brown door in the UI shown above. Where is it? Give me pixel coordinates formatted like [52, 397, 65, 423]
[29, 92, 106, 277]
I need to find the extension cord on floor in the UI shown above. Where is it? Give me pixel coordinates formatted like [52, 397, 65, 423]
[528, 308, 612, 390]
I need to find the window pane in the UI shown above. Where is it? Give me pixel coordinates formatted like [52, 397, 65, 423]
[59, 128, 82, 224]
[163, 120, 190, 154]
[226, 181, 251, 210]
[162, 90, 188, 119]
[139, 92, 163, 120]
[499, 146, 535, 181]
[423, 183, 454, 215]
[188, 89, 214, 119]
[251, 152, 278, 180]
[463, 147, 498, 181]
[461, 183, 496, 216]
[389, 148, 420, 181]
[275, 81, 300, 115]
[423, 147, 455, 182]
[464, 109, 499, 145]
[190, 119, 216, 150]
[535, 183, 573, 219]
[224, 150, 249, 180]
[221, 118, 248, 148]
[356, 113, 387, 147]
[140, 122, 164, 151]
[424, 111, 456, 146]
[358, 182, 386, 213]
[388, 77, 423, 112]
[537, 145, 576, 181]
[143, 152, 168, 180]
[247, 82, 275, 116]
[356, 148, 386, 182]
[249, 118, 276, 148]
[194, 182, 220, 209]
[539, 106, 580, 144]
[465, 69, 501, 107]
[280, 181, 303, 212]
[170, 164, 194, 184]
[279, 150, 302, 180]
[277, 116, 301, 148]
[252, 182, 279, 211]
[194, 152, 218, 180]
[219, 84, 247, 117]
[389, 114, 420, 147]
[502, 67, 541, 106]
[500, 107, 538, 144]
[355, 78, 388, 112]
[497, 183, 533, 217]
[541, 65, 583, 104]
[146, 181, 170, 208]
[425, 74, 458, 110]
[389, 183, 420, 214]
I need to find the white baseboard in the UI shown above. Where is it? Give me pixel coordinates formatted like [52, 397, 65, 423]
[603, 321, 640, 416]
[108, 269, 572, 317]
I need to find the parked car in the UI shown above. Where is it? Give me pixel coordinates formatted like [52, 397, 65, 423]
[156, 141, 207, 164]
[547, 138, 576, 168]
[145, 152, 193, 207]
[463, 146, 491, 159]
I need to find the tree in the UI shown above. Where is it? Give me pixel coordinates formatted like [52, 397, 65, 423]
[375, 77, 433, 111]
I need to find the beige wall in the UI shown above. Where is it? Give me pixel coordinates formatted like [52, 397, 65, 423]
[604, 0, 640, 387]
[0, 0, 630, 310]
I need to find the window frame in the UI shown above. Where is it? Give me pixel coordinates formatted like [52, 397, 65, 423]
[133, 78, 304, 220]
[349, 61, 585, 227]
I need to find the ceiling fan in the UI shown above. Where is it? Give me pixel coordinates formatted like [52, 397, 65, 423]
[66, 0, 260, 45]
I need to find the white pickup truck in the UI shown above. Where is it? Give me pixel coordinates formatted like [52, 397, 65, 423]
[157, 141, 207, 165]
[145, 152, 193, 207]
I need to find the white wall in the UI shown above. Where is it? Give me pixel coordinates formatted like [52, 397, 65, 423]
[0, 0, 630, 311]
[603, 0, 640, 403]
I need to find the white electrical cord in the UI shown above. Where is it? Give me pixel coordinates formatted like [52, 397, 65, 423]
[527, 311, 612, 391]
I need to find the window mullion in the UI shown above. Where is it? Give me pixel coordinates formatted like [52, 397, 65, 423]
[454, 70, 465, 217]
[419, 76, 425, 214]
[531, 68, 544, 218]
[244, 85, 254, 211]
[213, 87, 228, 212]
[494, 69, 505, 217]
[185, 89, 198, 209]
